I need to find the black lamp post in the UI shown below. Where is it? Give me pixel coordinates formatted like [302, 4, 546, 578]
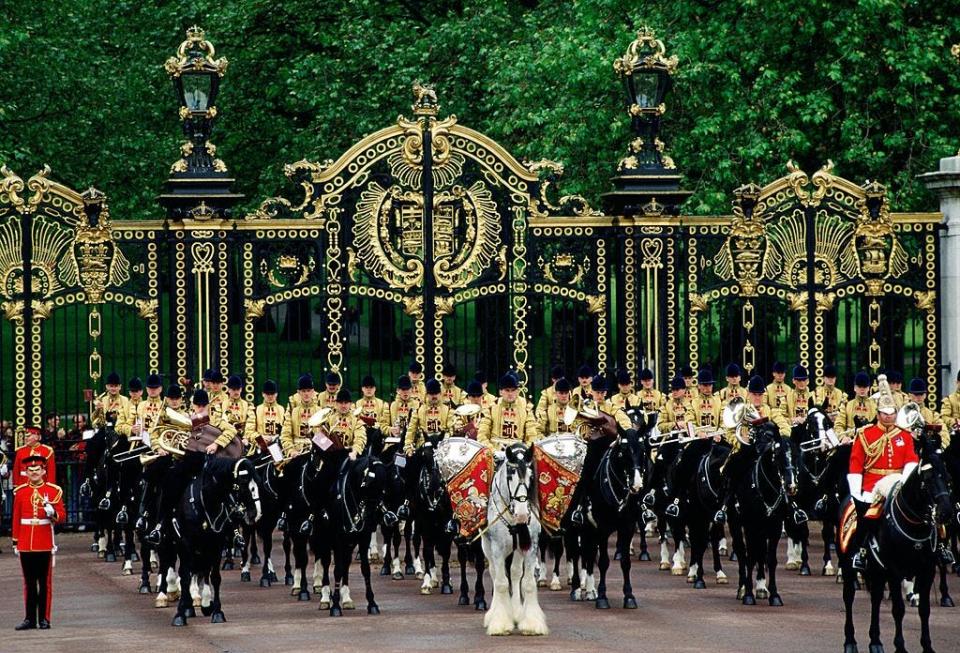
[602, 28, 691, 217]
[158, 26, 242, 220]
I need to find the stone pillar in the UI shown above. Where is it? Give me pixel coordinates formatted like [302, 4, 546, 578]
[921, 155, 960, 392]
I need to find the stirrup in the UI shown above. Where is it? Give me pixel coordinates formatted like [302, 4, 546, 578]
[814, 496, 828, 516]
[793, 509, 808, 525]
[852, 548, 868, 572]
[299, 519, 313, 536]
[145, 527, 162, 546]
[665, 499, 681, 518]
[938, 544, 955, 565]
[642, 489, 656, 508]
[276, 514, 288, 532]
[98, 497, 111, 511]
[713, 508, 727, 525]
[116, 507, 129, 525]
[80, 480, 92, 498]
[444, 519, 460, 536]
[397, 502, 410, 521]
[135, 516, 148, 532]
[570, 506, 585, 527]
[233, 531, 245, 549]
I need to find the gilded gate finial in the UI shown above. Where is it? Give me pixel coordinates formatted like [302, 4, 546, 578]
[412, 81, 439, 116]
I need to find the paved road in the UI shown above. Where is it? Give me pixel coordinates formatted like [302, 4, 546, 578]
[1, 531, 959, 653]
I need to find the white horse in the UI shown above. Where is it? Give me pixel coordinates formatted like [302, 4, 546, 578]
[481, 443, 548, 637]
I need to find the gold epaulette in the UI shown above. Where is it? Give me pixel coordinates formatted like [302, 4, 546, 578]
[13, 482, 28, 492]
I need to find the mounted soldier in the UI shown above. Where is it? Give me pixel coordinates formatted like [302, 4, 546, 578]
[610, 369, 640, 411]
[535, 365, 566, 419]
[356, 375, 390, 432]
[785, 365, 812, 427]
[440, 364, 464, 408]
[248, 379, 285, 452]
[452, 381, 486, 439]
[636, 367, 664, 412]
[127, 377, 144, 413]
[680, 364, 699, 403]
[317, 372, 342, 411]
[571, 365, 594, 409]
[814, 364, 846, 420]
[720, 363, 746, 405]
[765, 361, 792, 412]
[279, 374, 322, 459]
[136, 384, 189, 532]
[477, 373, 540, 451]
[408, 362, 427, 403]
[835, 371, 877, 434]
[537, 378, 577, 436]
[389, 375, 421, 445]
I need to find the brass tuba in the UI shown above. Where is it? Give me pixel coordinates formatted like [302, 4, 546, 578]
[154, 408, 193, 458]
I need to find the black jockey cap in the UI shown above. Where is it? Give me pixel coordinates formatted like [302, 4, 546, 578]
[165, 384, 183, 399]
[639, 368, 654, 381]
[680, 364, 694, 378]
[577, 364, 593, 379]
[854, 371, 870, 388]
[425, 378, 442, 395]
[466, 381, 483, 397]
[591, 375, 607, 393]
[298, 374, 314, 390]
[146, 374, 162, 388]
[227, 375, 243, 390]
[336, 389, 352, 403]
[824, 364, 838, 378]
[908, 377, 926, 395]
[397, 375, 413, 390]
[128, 377, 143, 391]
[772, 361, 786, 374]
[725, 363, 741, 378]
[616, 369, 631, 386]
[442, 363, 457, 377]
[697, 369, 714, 385]
[361, 375, 376, 388]
[204, 368, 224, 383]
[409, 361, 423, 374]
[888, 370, 903, 384]
[550, 365, 565, 380]
[792, 365, 808, 381]
[474, 370, 487, 384]
[670, 376, 685, 391]
[554, 378, 572, 393]
[747, 375, 765, 394]
[106, 371, 121, 385]
[263, 379, 278, 394]
[500, 373, 519, 390]
[324, 372, 341, 386]
[192, 389, 210, 406]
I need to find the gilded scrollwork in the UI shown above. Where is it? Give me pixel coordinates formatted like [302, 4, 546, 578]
[135, 298, 159, 321]
[914, 290, 936, 313]
[244, 298, 266, 321]
[525, 159, 603, 218]
[2, 299, 24, 323]
[585, 294, 606, 315]
[688, 292, 709, 314]
[402, 295, 423, 319]
[435, 296, 455, 317]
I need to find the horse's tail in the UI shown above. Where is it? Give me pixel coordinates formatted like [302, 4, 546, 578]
[516, 525, 532, 552]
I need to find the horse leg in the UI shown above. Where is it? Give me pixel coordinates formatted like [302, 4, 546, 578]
[473, 542, 487, 611]
[711, 522, 728, 585]
[328, 543, 344, 617]
[294, 535, 310, 601]
[582, 532, 598, 602]
[594, 533, 611, 609]
[172, 554, 191, 626]
[842, 559, 859, 653]
[767, 527, 783, 606]
[260, 521, 275, 587]
[482, 548, 512, 635]
[888, 576, 907, 653]
[240, 524, 252, 582]
[689, 520, 706, 589]
[420, 534, 435, 595]
[403, 519, 415, 575]
[250, 527, 261, 565]
[917, 569, 935, 653]
[938, 560, 954, 607]
[439, 537, 453, 594]
[868, 570, 885, 652]
[209, 561, 225, 623]
[566, 530, 582, 601]
[380, 525, 393, 576]
[283, 531, 294, 586]
[752, 530, 768, 601]
[458, 543, 471, 605]
[619, 525, 637, 608]
[359, 533, 379, 614]
[318, 542, 332, 608]
[516, 545, 548, 636]
[740, 524, 757, 605]
[550, 536, 564, 591]
[798, 523, 811, 576]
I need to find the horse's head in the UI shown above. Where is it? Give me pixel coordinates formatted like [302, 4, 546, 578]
[754, 421, 797, 497]
[417, 436, 445, 510]
[797, 401, 834, 452]
[230, 457, 262, 526]
[503, 443, 534, 525]
[614, 428, 645, 494]
[917, 433, 952, 525]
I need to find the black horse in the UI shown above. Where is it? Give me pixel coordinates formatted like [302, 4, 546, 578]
[840, 433, 952, 653]
[569, 419, 650, 609]
[171, 456, 262, 626]
[409, 434, 455, 596]
[729, 420, 797, 607]
[94, 432, 142, 570]
[681, 438, 732, 588]
[240, 452, 283, 587]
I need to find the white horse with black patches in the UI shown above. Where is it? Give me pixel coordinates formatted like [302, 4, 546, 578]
[481, 443, 547, 637]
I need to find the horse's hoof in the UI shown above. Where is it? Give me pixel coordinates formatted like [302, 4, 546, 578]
[416, 571, 424, 580]
[441, 583, 453, 595]
[171, 615, 187, 627]
[719, 546, 728, 556]
[693, 579, 706, 590]
[800, 564, 811, 576]
[200, 604, 213, 617]
[756, 588, 769, 600]
[843, 643, 859, 653]
[210, 612, 226, 624]
[240, 571, 251, 582]
[716, 571, 729, 585]
[329, 606, 343, 617]
[138, 583, 151, 594]
[367, 604, 380, 615]
[251, 554, 261, 565]
[742, 594, 756, 606]
[380, 564, 390, 576]
[458, 595, 470, 606]
[537, 578, 547, 588]
[475, 599, 487, 611]
[785, 561, 800, 571]
[639, 551, 651, 562]
[623, 596, 638, 609]
[313, 585, 322, 594]
[867, 644, 884, 653]
[729, 552, 738, 562]
[298, 591, 311, 602]
[659, 562, 671, 571]
[737, 586, 745, 600]
[823, 563, 837, 577]
[260, 578, 272, 588]
[420, 586, 432, 595]
[671, 567, 685, 576]
[405, 564, 416, 575]
[570, 590, 580, 602]
[284, 575, 294, 586]
[105, 553, 117, 563]
[769, 595, 783, 607]
[392, 572, 404, 580]
[910, 596, 919, 608]
[595, 597, 610, 609]
[185, 606, 196, 618]
[221, 561, 234, 571]
[269, 571, 278, 582]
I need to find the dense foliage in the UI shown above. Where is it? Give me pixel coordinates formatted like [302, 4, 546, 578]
[2, 0, 959, 219]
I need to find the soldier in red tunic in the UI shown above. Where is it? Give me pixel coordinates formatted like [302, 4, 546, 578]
[847, 374, 918, 572]
[11, 454, 65, 630]
[12, 427, 56, 490]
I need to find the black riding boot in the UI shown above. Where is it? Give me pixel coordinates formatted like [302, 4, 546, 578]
[715, 448, 750, 524]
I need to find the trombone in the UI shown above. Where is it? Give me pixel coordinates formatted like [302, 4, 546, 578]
[648, 400, 748, 446]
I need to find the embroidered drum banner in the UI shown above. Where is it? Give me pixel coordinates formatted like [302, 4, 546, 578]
[534, 434, 586, 533]
[437, 437, 493, 539]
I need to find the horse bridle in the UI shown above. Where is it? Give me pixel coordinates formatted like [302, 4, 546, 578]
[599, 437, 641, 511]
[752, 432, 794, 517]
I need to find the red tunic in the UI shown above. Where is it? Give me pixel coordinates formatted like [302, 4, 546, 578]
[12, 444, 56, 490]
[848, 424, 918, 493]
[11, 481, 65, 552]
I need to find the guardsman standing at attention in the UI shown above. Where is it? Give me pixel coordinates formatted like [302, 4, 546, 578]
[636, 368, 664, 413]
[719, 363, 746, 405]
[408, 362, 427, 403]
[440, 364, 464, 407]
[223, 375, 252, 441]
[478, 373, 540, 450]
[12, 454, 65, 630]
[316, 372, 342, 411]
[765, 361, 792, 412]
[786, 365, 812, 426]
[815, 364, 847, 420]
[356, 375, 390, 432]
[694, 368, 722, 429]
[571, 364, 594, 409]
[610, 369, 641, 411]
[680, 365, 699, 403]
[13, 427, 56, 490]
[835, 371, 877, 434]
[538, 378, 576, 435]
[279, 374, 321, 459]
[247, 379, 285, 449]
[536, 365, 566, 419]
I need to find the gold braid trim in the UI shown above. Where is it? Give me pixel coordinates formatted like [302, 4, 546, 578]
[857, 426, 897, 470]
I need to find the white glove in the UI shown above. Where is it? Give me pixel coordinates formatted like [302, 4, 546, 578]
[44, 501, 56, 518]
[847, 473, 863, 500]
[902, 461, 918, 479]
